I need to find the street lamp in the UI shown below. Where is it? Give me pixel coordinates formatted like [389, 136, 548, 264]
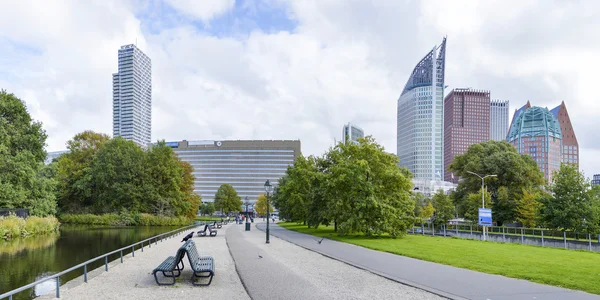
[264, 179, 273, 244]
[466, 171, 496, 241]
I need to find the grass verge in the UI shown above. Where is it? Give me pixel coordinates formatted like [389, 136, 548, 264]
[279, 222, 600, 295]
[59, 213, 194, 226]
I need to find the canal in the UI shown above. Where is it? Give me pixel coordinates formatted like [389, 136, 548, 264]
[0, 224, 181, 300]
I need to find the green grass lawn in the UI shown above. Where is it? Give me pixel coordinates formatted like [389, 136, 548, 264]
[279, 222, 600, 295]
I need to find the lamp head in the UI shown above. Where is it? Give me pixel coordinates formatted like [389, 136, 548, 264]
[264, 180, 273, 193]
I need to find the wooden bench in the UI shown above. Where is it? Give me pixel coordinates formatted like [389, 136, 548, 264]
[152, 243, 186, 285]
[184, 240, 215, 286]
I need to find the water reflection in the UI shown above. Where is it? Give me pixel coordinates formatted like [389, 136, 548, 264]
[0, 224, 179, 300]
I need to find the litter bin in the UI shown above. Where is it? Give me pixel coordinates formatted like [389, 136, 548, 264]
[245, 222, 251, 231]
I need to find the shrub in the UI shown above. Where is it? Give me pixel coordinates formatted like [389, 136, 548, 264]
[59, 213, 194, 226]
[0, 215, 60, 240]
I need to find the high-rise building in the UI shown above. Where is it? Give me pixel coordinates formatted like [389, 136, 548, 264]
[507, 105, 562, 182]
[592, 174, 600, 187]
[113, 44, 152, 147]
[342, 123, 364, 144]
[490, 100, 509, 141]
[168, 140, 301, 204]
[550, 101, 579, 168]
[443, 89, 490, 182]
[397, 37, 446, 181]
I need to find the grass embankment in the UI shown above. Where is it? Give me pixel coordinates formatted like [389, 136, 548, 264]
[0, 215, 60, 240]
[59, 213, 193, 226]
[279, 222, 600, 295]
[195, 216, 223, 222]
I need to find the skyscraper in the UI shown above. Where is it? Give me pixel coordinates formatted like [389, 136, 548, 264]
[397, 37, 446, 181]
[342, 123, 364, 144]
[443, 89, 490, 182]
[550, 101, 579, 168]
[113, 44, 152, 147]
[490, 100, 509, 141]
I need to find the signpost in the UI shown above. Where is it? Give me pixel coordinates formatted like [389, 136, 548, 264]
[478, 208, 492, 241]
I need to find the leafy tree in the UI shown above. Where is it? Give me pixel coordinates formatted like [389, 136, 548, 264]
[464, 190, 491, 223]
[420, 202, 434, 221]
[449, 141, 544, 220]
[411, 192, 428, 221]
[0, 90, 56, 216]
[214, 184, 242, 215]
[178, 160, 201, 218]
[516, 189, 540, 228]
[539, 164, 598, 232]
[200, 202, 215, 216]
[493, 186, 516, 226]
[255, 194, 273, 216]
[432, 189, 455, 226]
[272, 155, 320, 223]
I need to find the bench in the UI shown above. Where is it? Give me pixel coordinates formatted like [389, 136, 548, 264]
[152, 243, 186, 285]
[215, 221, 222, 229]
[184, 240, 215, 286]
[208, 225, 218, 236]
[197, 224, 208, 237]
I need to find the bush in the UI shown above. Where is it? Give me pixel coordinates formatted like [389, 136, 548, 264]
[0, 215, 60, 240]
[59, 213, 194, 226]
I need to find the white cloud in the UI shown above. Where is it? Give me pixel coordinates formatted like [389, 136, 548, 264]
[165, 0, 235, 23]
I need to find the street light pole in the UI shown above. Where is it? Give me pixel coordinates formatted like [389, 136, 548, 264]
[466, 171, 497, 241]
[264, 180, 273, 244]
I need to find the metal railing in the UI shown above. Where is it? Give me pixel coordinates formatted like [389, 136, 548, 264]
[0, 223, 200, 300]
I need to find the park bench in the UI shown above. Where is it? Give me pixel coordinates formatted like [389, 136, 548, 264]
[184, 240, 215, 286]
[208, 225, 218, 236]
[152, 243, 186, 285]
[215, 221, 223, 229]
[197, 224, 208, 237]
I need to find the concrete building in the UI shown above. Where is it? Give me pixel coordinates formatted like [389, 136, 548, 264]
[443, 89, 490, 182]
[168, 140, 301, 204]
[342, 123, 364, 144]
[397, 37, 446, 181]
[45, 150, 69, 165]
[412, 179, 457, 197]
[507, 103, 562, 182]
[490, 100, 509, 141]
[113, 44, 152, 148]
[550, 101, 579, 168]
[592, 174, 600, 187]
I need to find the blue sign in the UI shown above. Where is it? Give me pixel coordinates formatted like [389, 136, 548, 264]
[478, 208, 492, 226]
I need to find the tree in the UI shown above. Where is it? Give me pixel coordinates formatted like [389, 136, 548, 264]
[449, 141, 544, 220]
[464, 190, 491, 223]
[272, 155, 320, 223]
[214, 184, 242, 215]
[493, 186, 516, 226]
[200, 202, 215, 216]
[411, 192, 428, 221]
[539, 164, 598, 232]
[255, 194, 273, 216]
[432, 189, 455, 226]
[420, 202, 435, 221]
[0, 90, 56, 216]
[516, 189, 540, 228]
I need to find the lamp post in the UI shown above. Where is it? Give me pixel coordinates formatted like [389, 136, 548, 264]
[466, 171, 497, 241]
[264, 180, 273, 244]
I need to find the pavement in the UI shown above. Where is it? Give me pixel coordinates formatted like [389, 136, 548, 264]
[258, 222, 600, 300]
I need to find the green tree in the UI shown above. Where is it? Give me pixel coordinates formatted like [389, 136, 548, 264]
[432, 189, 455, 226]
[464, 190, 492, 223]
[493, 186, 517, 226]
[214, 184, 242, 215]
[0, 90, 56, 216]
[411, 192, 428, 221]
[272, 155, 319, 223]
[516, 189, 541, 228]
[255, 194, 273, 216]
[199, 202, 215, 216]
[449, 141, 544, 221]
[420, 202, 435, 221]
[539, 164, 598, 232]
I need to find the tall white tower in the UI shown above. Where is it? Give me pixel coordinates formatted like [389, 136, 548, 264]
[490, 100, 509, 141]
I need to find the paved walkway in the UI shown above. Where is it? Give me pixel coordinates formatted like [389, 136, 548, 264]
[259, 222, 600, 300]
[226, 220, 440, 300]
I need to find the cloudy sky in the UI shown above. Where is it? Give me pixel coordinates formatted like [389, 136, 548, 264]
[1, 0, 599, 177]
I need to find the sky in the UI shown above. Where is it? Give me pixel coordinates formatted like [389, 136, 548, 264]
[1, 0, 600, 177]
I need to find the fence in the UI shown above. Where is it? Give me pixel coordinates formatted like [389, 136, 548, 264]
[0, 209, 29, 218]
[410, 223, 600, 252]
[0, 223, 200, 300]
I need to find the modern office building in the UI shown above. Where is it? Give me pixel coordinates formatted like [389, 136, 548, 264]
[443, 89, 490, 182]
[550, 101, 579, 168]
[167, 140, 301, 204]
[45, 150, 69, 165]
[113, 44, 152, 148]
[490, 100, 509, 141]
[507, 104, 562, 182]
[342, 123, 364, 144]
[592, 174, 600, 187]
[397, 37, 446, 181]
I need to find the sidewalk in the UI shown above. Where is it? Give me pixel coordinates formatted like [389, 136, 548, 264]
[259, 222, 600, 300]
[39, 224, 249, 300]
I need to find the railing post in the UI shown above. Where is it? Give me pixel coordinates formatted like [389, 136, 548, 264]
[521, 228, 524, 244]
[155, 238, 158, 246]
[56, 277, 60, 298]
[132, 246, 135, 257]
[105, 256, 108, 271]
[421, 223, 424, 235]
[589, 233, 592, 251]
[564, 231, 567, 249]
[84, 265, 87, 283]
[470, 225, 473, 238]
[120, 250, 123, 263]
[443, 224, 446, 237]
[541, 230, 545, 247]
[502, 227, 506, 242]
[149, 239, 151, 248]
[432, 224, 435, 236]
[456, 224, 458, 235]
[141, 241, 144, 252]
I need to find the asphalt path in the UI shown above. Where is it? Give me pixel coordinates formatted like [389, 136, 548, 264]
[258, 222, 600, 300]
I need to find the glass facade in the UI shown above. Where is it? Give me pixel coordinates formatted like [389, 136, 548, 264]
[342, 123, 364, 144]
[113, 44, 152, 147]
[490, 100, 509, 141]
[170, 140, 301, 204]
[397, 37, 446, 181]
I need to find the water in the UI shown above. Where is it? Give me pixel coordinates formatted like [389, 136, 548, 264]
[0, 224, 181, 299]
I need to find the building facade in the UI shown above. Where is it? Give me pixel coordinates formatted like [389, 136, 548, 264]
[592, 174, 600, 187]
[342, 123, 364, 144]
[169, 140, 301, 204]
[507, 105, 562, 182]
[113, 44, 152, 147]
[397, 37, 446, 181]
[490, 100, 509, 141]
[443, 89, 490, 182]
[550, 101, 579, 168]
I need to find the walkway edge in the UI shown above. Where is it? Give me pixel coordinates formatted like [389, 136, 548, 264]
[225, 226, 254, 300]
[257, 223, 465, 300]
